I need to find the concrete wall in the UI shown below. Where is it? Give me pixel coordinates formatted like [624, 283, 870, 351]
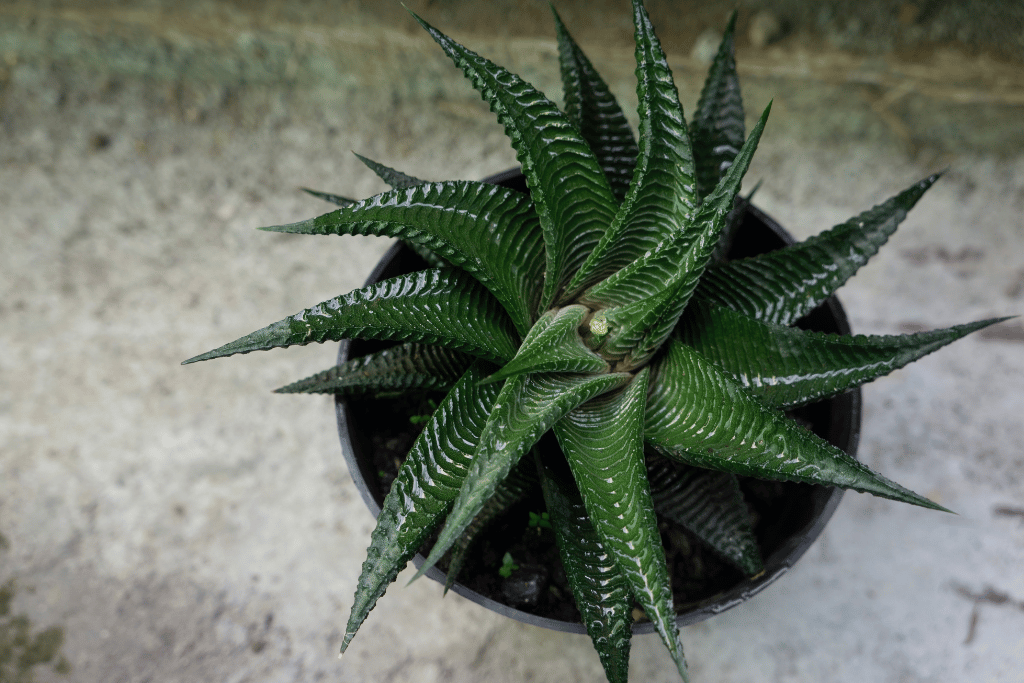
[2, 2, 1023, 681]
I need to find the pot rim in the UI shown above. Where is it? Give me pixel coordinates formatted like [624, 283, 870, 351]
[335, 169, 861, 634]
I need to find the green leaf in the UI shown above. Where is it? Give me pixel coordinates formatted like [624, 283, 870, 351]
[528, 511, 551, 528]
[182, 269, 519, 365]
[646, 455, 762, 576]
[302, 188, 355, 206]
[553, 368, 689, 681]
[691, 11, 744, 201]
[498, 552, 519, 578]
[274, 342, 470, 395]
[413, 370, 632, 581]
[537, 452, 633, 683]
[304, 158, 447, 268]
[711, 180, 761, 264]
[354, 152, 427, 189]
[444, 458, 538, 593]
[409, 9, 618, 311]
[261, 181, 545, 336]
[678, 301, 1009, 408]
[566, 0, 697, 296]
[341, 362, 502, 654]
[696, 172, 942, 326]
[583, 102, 770, 367]
[552, 6, 638, 203]
[346, 154, 450, 268]
[645, 338, 949, 511]
[482, 305, 609, 384]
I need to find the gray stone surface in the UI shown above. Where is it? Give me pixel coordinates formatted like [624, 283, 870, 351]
[2, 2, 1023, 682]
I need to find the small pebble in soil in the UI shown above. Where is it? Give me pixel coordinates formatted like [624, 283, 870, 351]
[749, 11, 787, 48]
[502, 564, 549, 608]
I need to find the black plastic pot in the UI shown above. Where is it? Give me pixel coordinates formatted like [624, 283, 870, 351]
[335, 169, 861, 634]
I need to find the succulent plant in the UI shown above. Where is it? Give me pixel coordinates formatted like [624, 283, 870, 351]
[184, 2, 1005, 681]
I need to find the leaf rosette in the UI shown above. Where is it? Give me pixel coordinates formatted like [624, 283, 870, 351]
[184, 3, 1006, 681]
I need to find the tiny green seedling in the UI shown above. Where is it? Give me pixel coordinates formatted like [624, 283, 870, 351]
[498, 552, 519, 579]
[528, 511, 552, 530]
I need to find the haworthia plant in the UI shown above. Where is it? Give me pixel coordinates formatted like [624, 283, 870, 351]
[184, 2, 1005, 681]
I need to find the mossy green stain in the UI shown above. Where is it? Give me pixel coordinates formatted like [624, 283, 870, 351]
[0, 579, 70, 682]
[0, 581, 13, 619]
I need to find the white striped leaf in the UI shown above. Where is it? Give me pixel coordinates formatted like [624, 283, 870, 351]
[410, 9, 618, 311]
[696, 173, 942, 325]
[645, 339, 949, 511]
[565, 0, 697, 296]
[677, 301, 1008, 408]
[413, 370, 632, 581]
[275, 342, 470, 395]
[552, 6, 638, 203]
[646, 456, 762, 576]
[553, 369, 690, 682]
[183, 269, 519, 365]
[691, 12, 744, 201]
[261, 181, 545, 335]
[538, 453, 633, 683]
[340, 362, 501, 654]
[483, 305, 609, 385]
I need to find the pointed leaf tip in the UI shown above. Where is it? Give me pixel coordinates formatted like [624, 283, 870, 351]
[691, 3, 744, 201]
[301, 188, 355, 206]
[551, 1, 638, 205]
[725, 9, 738, 32]
[352, 152, 427, 189]
[405, 6, 433, 34]
[257, 218, 315, 234]
[923, 498, 955, 514]
[181, 269, 518, 366]
[699, 170, 944, 326]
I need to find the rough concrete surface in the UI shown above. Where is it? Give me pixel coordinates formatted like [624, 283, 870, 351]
[1, 2, 1023, 682]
